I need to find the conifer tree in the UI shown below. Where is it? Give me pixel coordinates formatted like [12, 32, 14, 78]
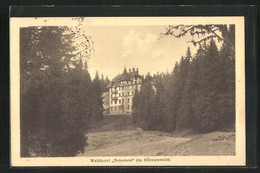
[166, 62, 180, 132]
[132, 88, 140, 123]
[92, 71, 104, 121]
[153, 81, 166, 130]
[177, 47, 192, 130]
[192, 40, 221, 132]
[20, 26, 100, 157]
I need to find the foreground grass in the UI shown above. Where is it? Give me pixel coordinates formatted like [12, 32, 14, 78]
[160, 131, 235, 156]
[80, 115, 235, 156]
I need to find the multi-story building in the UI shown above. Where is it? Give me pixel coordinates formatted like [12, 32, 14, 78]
[105, 67, 142, 115]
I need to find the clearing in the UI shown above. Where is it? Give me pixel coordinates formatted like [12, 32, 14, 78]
[78, 115, 235, 156]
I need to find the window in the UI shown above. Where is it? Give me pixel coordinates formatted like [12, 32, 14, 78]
[119, 93, 121, 97]
[119, 106, 121, 110]
[119, 99, 121, 104]
[115, 106, 117, 111]
[111, 107, 113, 111]
[127, 91, 129, 96]
[132, 91, 134, 95]
[135, 81, 137, 84]
[111, 101, 113, 105]
[122, 86, 124, 90]
[115, 100, 117, 104]
[122, 92, 124, 96]
[128, 105, 130, 110]
[128, 98, 130, 103]
[122, 99, 124, 103]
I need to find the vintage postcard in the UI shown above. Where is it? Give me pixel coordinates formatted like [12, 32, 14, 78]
[10, 16, 245, 166]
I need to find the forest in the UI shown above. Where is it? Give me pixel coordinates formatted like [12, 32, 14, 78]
[20, 26, 109, 157]
[133, 25, 235, 133]
[20, 24, 235, 157]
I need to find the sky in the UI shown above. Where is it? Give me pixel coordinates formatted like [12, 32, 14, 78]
[15, 17, 237, 81]
[84, 25, 197, 80]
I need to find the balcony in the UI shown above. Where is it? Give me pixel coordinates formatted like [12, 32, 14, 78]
[111, 96, 118, 100]
[112, 90, 118, 94]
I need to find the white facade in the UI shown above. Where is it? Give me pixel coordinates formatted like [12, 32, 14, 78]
[108, 68, 142, 115]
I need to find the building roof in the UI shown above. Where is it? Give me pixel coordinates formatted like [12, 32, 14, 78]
[106, 68, 141, 88]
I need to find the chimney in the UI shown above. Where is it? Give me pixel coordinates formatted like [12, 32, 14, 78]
[129, 68, 131, 72]
[137, 68, 139, 73]
[133, 68, 135, 72]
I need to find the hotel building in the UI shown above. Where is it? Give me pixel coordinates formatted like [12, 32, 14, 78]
[105, 68, 142, 115]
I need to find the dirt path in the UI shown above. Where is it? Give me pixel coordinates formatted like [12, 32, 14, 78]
[78, 130, 191, 156]
[78, 115, 235, 156]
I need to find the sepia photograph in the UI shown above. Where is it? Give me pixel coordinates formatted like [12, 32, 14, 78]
[10, 16, 245, 166]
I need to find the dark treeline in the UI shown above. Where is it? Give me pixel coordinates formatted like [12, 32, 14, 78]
[20, 26, 109, 157]
[133, 39, 235, 133]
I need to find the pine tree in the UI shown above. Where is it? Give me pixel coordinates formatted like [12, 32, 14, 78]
[20, 26, 99, 157]
[92, 71, 104, 121]
[132, 88, 140, 123]
[153, 81, 166, 130]
[177, 47, 192, 130]
[192, 40, 221, 132]
[166, 62, 180, 132]
[133, 73, 156, 130]
[216, 42, 235, 130]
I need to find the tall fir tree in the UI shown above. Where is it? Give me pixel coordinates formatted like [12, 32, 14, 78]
[20, 26, 102, 157]
[92, 71, 104, 121]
